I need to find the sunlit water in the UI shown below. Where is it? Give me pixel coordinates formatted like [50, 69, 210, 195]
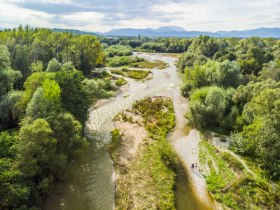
[43, 52, 214, 210]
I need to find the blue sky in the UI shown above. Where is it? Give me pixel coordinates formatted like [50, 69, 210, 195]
[0, 0, 279, 32]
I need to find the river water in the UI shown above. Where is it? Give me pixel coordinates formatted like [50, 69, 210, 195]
[43, 52, 214, 210]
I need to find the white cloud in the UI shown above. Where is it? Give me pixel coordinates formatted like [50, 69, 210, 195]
[0, 2, 54, 28]
[0, 0, 279, 32]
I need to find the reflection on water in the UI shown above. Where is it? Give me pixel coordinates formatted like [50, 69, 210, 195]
[175, 161, 214, 210]
[43, 131, 115, 210]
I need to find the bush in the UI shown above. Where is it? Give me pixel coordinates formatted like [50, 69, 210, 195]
[111, 69, 151, 80]
[107, 56, 144, 67]
[189, 86, 227, 129]
[115, 77, 128, 86]
[105, 45, 133, 57]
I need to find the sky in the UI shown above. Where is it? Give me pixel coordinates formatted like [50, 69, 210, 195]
[0, 0, 280, 32]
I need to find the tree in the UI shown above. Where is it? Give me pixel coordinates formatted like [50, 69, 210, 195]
[30, 60, 43, 72]
[13, 44, 30, 84]
[189, 86, 227, 128]
[26, 79, 61, 120]
[178, 52, 208, 72]
[46, 58, 61, 72]
[0, 132, 29, 209]
[55, 69, 90, 124]
[259, 61, 280, 81]
[73, 35, 105, 76]
[231, 85, 280, 179]
[0, 91, 22, 130]
[16, 72, 54, 117]
[218, 60, 243, 88]
[187, 35, 225, 58]
[46, 112, 88, 160]
[0, 45, 22, 96]
[18, 119, 57, 197]
[0, 158, 29, 209]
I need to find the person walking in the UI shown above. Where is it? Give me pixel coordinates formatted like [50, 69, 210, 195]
[191, 163, 194, 170]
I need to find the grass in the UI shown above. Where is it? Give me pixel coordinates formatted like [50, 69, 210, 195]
[107, 55, 167, 69]
[115, 77, 128, 86]
[199, 139, 280, 210]
[130, 60, 167, 69]
[109, 128, 121, 163]
[107, 56, 144, 67]
[110, 97, 177, 210]
[111, 68, 151, 80]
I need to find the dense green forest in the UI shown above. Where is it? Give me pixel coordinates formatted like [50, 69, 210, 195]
[0, 26, 113, 209]
[176, 35, 280, 180]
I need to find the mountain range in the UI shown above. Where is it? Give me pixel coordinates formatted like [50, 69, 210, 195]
[101, 26, 280, 38]
[1, 26, 279, 38]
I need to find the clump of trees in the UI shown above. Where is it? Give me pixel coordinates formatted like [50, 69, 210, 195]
[100, 36, 192, 53]
[106, 56, 144, 67]
[0, 26, 113, 209]
[104, 45, 133, 57]
[179, 35, 280, 179]
[0, 25, 105, 84]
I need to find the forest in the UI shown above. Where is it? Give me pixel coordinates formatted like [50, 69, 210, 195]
[1, 25, 280, 209]
[0, 26, 113, 209]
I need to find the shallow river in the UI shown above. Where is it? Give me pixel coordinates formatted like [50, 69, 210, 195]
[43, 52, 214, 210]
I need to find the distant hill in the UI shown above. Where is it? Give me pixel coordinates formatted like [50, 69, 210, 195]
[154, 26, 186, 32]
[52, 28, 99, 36]
[2, 26, 279, 38]
[101, 26, 280, 38]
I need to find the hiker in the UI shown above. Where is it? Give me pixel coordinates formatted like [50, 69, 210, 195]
[195, 163, 198, 170]
[191, 163, 194, 170]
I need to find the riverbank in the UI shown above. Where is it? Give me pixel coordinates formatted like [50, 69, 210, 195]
[199, 135, 280, 210]
[110, 97, 178, 209]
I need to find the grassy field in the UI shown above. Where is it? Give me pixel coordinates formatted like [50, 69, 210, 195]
[107, 56, 144, 67]
[111, 68, 151, 80]
[115, 77, 128, 86]
[130, 60, 167, 69]
[199, 139, 280, 210]
[110, 97, 177, 210]
[107, 55, 167, 69]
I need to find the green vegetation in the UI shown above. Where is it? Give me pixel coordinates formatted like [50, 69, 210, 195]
[101, 37, 192, 53]
[107, 56, 144, 67]
[199, 139, 280, 209]
[111, 68, 151, 80]
[111, 97, 177, 210]
[107, 55, 166, 69]
[0, 26, 113, 209]
[130, 59, 167, 69]
[115, 77, 128, 86]
[105, 45, 133, 57]
[109, 128, 121, 163]
[178, 36, 280, 181]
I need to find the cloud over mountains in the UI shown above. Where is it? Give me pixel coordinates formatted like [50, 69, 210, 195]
[0, 0, 280, 32]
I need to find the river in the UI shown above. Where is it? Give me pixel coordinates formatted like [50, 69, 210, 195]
[43, 52, 215, 210]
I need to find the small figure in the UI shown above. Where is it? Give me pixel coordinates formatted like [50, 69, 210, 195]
[191, 163, 194, 170]
[195, 163, 198, 170]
